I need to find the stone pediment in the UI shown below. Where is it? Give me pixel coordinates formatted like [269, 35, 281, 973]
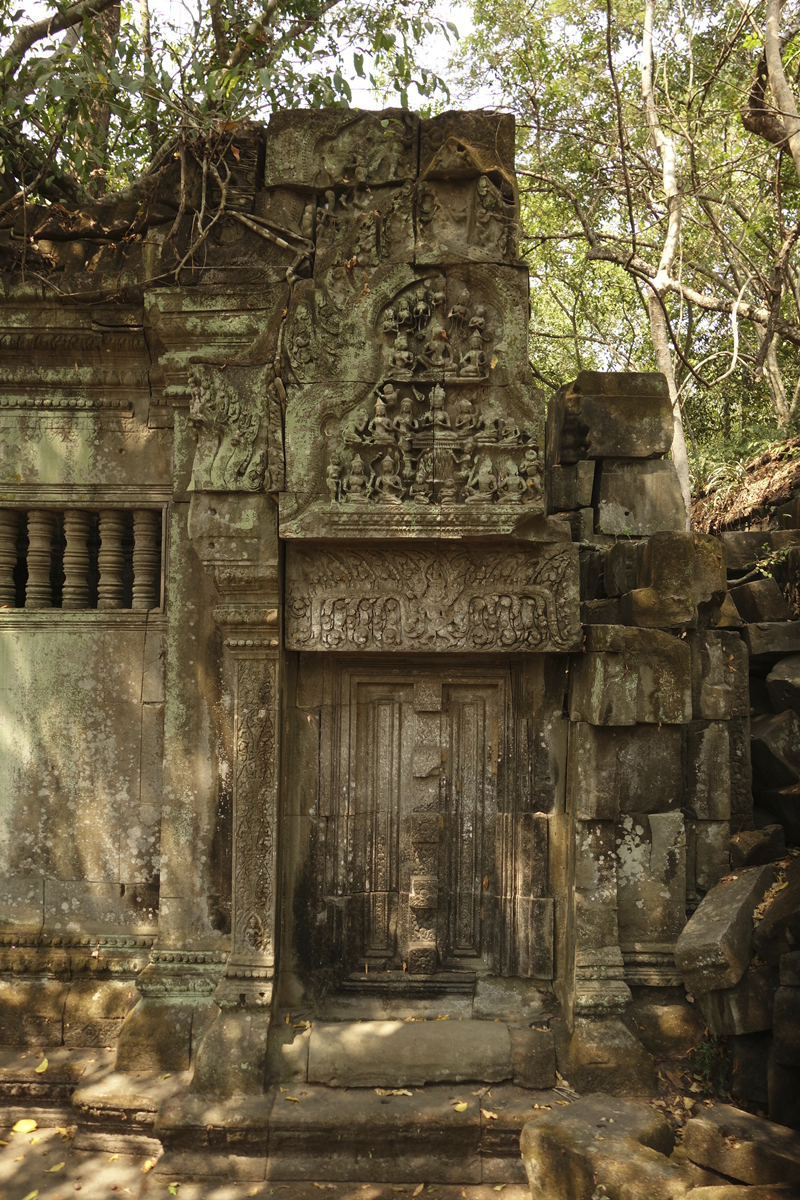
[284, 541, 581, 653]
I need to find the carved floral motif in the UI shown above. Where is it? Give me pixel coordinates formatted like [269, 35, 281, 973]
[285, 544, 580, 652]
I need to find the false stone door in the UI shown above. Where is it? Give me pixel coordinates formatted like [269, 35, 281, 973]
[319, 667, 513, 984]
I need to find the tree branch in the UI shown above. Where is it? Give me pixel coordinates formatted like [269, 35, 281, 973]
[2, 0, 120, 77]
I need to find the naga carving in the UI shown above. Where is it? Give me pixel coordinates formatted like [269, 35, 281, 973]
[285, 543, 580, 653]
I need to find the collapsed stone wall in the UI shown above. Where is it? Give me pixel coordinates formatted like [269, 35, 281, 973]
[0, 109, 797, 1121]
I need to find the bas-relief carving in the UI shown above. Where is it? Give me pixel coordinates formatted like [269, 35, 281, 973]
[285, 543, 580, 653]
[188, 363, 285, 492]
[264, 109, 419, 189]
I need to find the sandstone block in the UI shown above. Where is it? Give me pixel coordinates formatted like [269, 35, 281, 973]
[0, 977, 68, 1047]
[569, 629, 692, 726]
[773, 986, 800, 1066]
[688, 631, 749, 721]
[568, 723, 683, 820]
[716, 592, 746, 627]
[683, 1103, 800, 1184]
[307, 1019, 512, 1087]
[730, 825, 786, 868]
[729, 716, 754, 826]
[558, 1018, 657, 1097]
[751, 710, 800, 788]
[743, 622, 800, 670]
[753, 857, 800, 965]
[606, 539, 641, 596]
[675, 863, 776, 993]
[781, 951, 800, 987]
[686, 722, 732, 820]
[754, 785, 800, 844]
[63, 978, 139, 1047]
[730, 1031, 772, 1106]
[622, 533, 727, 630]
[582, 597, 622, 623]
[509, 1027, 556, 1089]
[266, 1021, 310, 1084]
[548, 460, 595, 510]
[623, 990, 706, 1058]
[685, 1188, 800, 1199]
[770, 1057, 800, 1130]
[694, 821, 731, 894]
[721, 530, 777, 572]
[596, 459, 686, 536]
[733, 577, 792, 623]
[616, 811, 687, 944]
[767, 655, 800, 716]
[520, 1092, 681, 1200]
[115, 997, 196, 1073]
[696, 963, 778, 1036]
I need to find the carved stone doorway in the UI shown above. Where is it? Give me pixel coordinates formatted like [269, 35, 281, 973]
[284, 657, 554, 1004]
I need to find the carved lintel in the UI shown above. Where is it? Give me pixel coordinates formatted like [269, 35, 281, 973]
[285, 542, 580, 653]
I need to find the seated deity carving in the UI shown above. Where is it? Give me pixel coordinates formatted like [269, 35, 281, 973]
[454, 395, 478, 433]
[419, 321, 453, 370]
[500, 418, 521, 443]
[344, 408, 370, 444]
[448, 288, 471, 336]
[459, 331, 488, 378]
[396, 297, 413, 328]
[463, 454, 497, 503]
[498, 459, 526, 503]
[386, 332, 415, 379]
[411, 449, 434, 503]
[372, 451, 405, 503]
[370, 397, 396, 444]
[475, 412, 499, 443]
[341, 453, 370, 502]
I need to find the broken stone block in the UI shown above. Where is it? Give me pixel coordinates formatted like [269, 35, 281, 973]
[730, 1031, 772, 1106]
[569, 629, 692, 726]
[767, 655, 800, 716]
[582, 597, 622, 624]
[558, 1018, 658, 1097]
[596, 459, 686, 537]
[729, 716, 755, 830]
[546, 371, 674, 463]
[730, 825, 786, 868]
[781, 950, 800, 987]
[696, 963, 778, 1035]
[675, 863, 777, 994]
[622, 533, 727, 630]
[622, 988, 706, 1058]
[721, 530, 777, 572]
[616, 811, 687, 944]
[306, 1019, 513, 1087]
[520, 1092, 682, 1200]
[547, 460, 595, 510]
[694, 821, 731, 894]
[716, 592, 746, 627]
[751, 710, 800, 788]
[509, 1027, 556, 1089]
[567, 723, 683, 821]
[686, 722, 732, 820]
[732, 577, 792, 623]
[754, 784, 800, 845]
[690, 628, 753, 720]
[743, 622, 800, 671]
[753, 857, 800, 965]
[683, 1103, 800, 1184]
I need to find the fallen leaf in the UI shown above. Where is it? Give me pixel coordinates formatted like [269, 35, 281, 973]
[481, 1109, 498, 1120]
[45, 1162, 66, 1173]
[21, 1192, 38, 1200]
[141, 1158, 156, 1173]
[0, 1139, 7, 1145]
[34, 1058, 49, 1074]
[452, 1101, 468, 1112]
[435, 1014, 450, 1020]
[375, 1088, 413, 1096]
[31, 1136, 40, 1143]
[168, 1185, 179, 1197]
[13, 1119, 37, 1134]
[494, 1187, 507, 1193]
[285, 1096, 300, 1102]
[556, 1100, 570, 1106]
[413, 1186, 424, 1197]
[109, 1153, 119, 1161]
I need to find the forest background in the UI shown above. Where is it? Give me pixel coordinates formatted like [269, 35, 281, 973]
[2, 0, 800, 523]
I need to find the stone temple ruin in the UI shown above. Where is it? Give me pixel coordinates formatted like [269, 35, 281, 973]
[0, 109, 799, 1188]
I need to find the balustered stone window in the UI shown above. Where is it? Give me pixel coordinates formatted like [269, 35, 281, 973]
[0, 508, 163, 611]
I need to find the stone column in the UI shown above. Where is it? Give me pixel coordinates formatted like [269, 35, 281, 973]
[24, 510, 54, 608]
[0, 509, 19, 607]
[132, 510, 161, 611]
[62, 510, 91, 610]
[98, 509, 127, 609]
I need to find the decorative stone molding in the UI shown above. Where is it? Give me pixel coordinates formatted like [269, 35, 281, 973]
[285, 542, 580, 653]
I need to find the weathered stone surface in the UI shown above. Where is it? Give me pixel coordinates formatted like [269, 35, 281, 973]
[520, 1093, 682, 1200]
[547, 460, 595, 510]
[675, 863, 777, 993]
[596, 460, 686, 537]
[781, 950, 800, 987]
[770, 1057, 800, 1130]
[683, 1103, 800, 1184]
[623, 989, 706, 1058]
[567, 723, 683, 820]
[63, 978, 139, 1047]
[0, 977, 68, 1047]
[547, 371, 673, 462]
[693, 820, 732, 894]
[767, 655, 800, 715]
[685, 1189, 800, 1199]
[743, 622, 800, 670]
[721, 529, 800, 572]
[306, 1020, 512, 1087]
[266, 1021, 311, 1083]
[773, 985, 800, 1066]
[730, 1031, 772, 1106]
[687, 630, 749, 720]
[696, 963, 778, 1036]
[509, 1027, 557, 1088]
[686, 722, 732, 821]
[616, 811, 687, 944]
[729, 716, 755, 830]
[264, 108, 419, 188]
[623, 533, 727, 630]
[753, 857, 800, 964]
[755, 785, 800, 844]
[730, 825, 786, 867]
[569, 629, 692, 726]
[752, 710, 800, 788]
[557, 1018, 658, 1096]
[114, 997, 197, 1073]
[732, 577, 793, 623]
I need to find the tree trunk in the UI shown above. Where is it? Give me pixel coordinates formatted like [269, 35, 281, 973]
[85, 2, 121, 197]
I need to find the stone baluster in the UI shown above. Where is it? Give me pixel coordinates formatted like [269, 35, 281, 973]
[0, 510, 19, 607]
[62, 510, 91, 610]
[24, 510, 55, 608]
[132, 510, 161, 610]
[97, 509, 126, 609]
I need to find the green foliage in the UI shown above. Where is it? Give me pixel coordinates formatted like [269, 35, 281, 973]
[0, 0, 451, 204]
[689, 1033, 731, 1098]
